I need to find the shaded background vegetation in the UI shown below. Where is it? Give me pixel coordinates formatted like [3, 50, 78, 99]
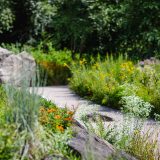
[0, 0, 160, 58]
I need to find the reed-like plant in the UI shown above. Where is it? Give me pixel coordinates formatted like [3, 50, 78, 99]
[4, 78, 40, 132]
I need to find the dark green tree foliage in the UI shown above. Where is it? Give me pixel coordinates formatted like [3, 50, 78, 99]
[86, 0, 122, 54]
[0, 0, 160, 57]
[118, 0, 160, 57]
[0, 0, 36, 42]
[0, 0, 14, 34]
[31, 1, 56, 37]
[49, 0, 121, 54]
[50, 0, 92, 53]
[10, 0, 37, 42]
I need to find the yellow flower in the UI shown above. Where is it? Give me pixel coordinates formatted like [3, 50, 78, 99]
[93, 62, 100, 69]
[63, 63, 69, 68]
[55, 115, 61, 119]
[80, 60, 83, 65]
[120, 61, 135, 79]
[99, 73, 105, 80]
[47, 108, 56, 113]
[40, 107, 46, 112]
[67, 111, 74, 115]
[134, 129, 140, 135]
[64, 117, 73, 121]
[56, 125, 64, 132]
[79, 58, 87, 65]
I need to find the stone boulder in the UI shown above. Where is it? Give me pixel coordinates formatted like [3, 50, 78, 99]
[0, 48, 36, 86]
[0, 47, 12, 62]
[68, 120, 137, 160]
[84, 113, 113, 122]
[139, 57, 160, 67]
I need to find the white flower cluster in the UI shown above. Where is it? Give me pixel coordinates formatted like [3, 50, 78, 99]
[120, 95, 153, 118]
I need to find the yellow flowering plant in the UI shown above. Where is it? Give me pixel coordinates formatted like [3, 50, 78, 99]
[32, 47, 72, 85]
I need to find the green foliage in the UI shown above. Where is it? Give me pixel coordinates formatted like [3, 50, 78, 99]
[120, 95, 153, 118]
[82, 112, 159, 160]
[32, 43, 72, 65]
[0, 86, 20, 160]
[0, 0, 14, 34]
[31, 1, 56, 36]
[4, 82, 40, 132]
[69, 55, 160, 117]
[70, 55, 133, 107]
[0, 85, 78, 159]
[126, 129, 159, 160]
[0, 86, 6, 124]
[0, 0, 160, 57]
[118, 0, 160, 57]
[0, 124, 20, 160]
[49, 0, 93, 53]
[0, 43, 33, 54]
[32, 44, 72, 85]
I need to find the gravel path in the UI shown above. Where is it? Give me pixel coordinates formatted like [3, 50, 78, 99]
[35, 86, 160, 143]
[34, 86, 123, 121]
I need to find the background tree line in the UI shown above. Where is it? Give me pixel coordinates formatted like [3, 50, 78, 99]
[0, 0, 160, 58]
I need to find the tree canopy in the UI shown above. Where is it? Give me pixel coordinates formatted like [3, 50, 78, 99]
[0, 0, 160, 57]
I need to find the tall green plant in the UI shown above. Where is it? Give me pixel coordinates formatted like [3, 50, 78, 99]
[4, 71, 41, 132]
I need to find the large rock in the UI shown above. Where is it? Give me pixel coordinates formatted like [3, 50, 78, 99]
[0, 48, 36, 86]
[138, 57, 160, 67]
[68, 120, 137, 160]
[0, 47, 12, 62]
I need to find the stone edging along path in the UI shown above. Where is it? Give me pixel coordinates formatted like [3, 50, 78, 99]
[35, 86, 160, 142]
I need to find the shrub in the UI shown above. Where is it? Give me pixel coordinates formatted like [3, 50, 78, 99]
[4, 84, 40, 132]
[70, 55, 160, 117]
[69, 55, 136, 107]
[38, 61, 70, 85]
[0, 85, 7, 124]
[0, 124, 20, 160]
[32, 45, 72, 85]
[120, 95, 153, 118]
